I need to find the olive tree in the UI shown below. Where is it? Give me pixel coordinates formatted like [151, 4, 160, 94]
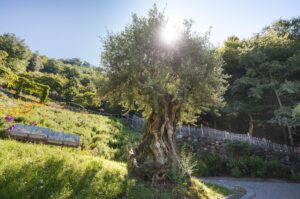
[100, 7, 227, 181]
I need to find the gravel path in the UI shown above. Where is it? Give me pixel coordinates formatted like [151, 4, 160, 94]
[202, 177, 300, 199]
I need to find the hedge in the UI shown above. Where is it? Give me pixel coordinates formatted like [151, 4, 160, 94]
[0, 67, 50, 102]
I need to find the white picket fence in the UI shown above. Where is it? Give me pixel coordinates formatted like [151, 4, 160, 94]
[176, 125, 293, 153]
[58, 102, 295, 154]
[125, 115, 294, 154]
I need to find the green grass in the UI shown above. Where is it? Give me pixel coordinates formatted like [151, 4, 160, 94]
[0, 140, 178, 199]
[0, 140, 128, 199]
[0, 90, 140, 161]
[186, 178, 234, 199]
[0, 140, 234, 199]
[0, 91, 234, 198]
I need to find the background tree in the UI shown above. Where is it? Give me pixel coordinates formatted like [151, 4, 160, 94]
[27, 52, 43, 72]
[0, 33, 30, 72]
[0, 50, 8, 67]
[41, 59, 62, 74]
[216, 17, 300, 145]
[63, 78, 80, 102]
[100, 6, 227, 181]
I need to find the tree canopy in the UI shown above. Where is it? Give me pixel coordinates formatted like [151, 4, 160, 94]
[100, 6, 227, 180]
[219, 17, 300, 145]
[101, 7, 227, 122]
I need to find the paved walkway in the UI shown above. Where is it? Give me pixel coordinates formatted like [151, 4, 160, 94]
[202, 177, 300, 199]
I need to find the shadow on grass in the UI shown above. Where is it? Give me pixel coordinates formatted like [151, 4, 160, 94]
[0, 157, 126, 199]
[106, 117, 142, 161]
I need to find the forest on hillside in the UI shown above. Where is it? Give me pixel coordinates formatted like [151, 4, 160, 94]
[0, 17, 299, 146]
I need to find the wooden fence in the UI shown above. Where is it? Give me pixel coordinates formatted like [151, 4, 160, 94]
[59, 103, 294, 155]
[125, 115, 294, 154]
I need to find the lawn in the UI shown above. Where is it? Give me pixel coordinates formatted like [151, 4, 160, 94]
[0, 90, 140, 161]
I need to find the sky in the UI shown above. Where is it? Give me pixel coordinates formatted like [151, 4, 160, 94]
[0, 0, 299, 66]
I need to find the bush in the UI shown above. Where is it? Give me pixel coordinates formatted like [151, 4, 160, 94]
[192, 139, 297, 179]
[14, 76, 50, 102]
[225, 140, 251, 157]
[195, 153, 228, 177]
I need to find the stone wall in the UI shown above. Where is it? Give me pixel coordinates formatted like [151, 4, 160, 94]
[177, 135, 298, 166]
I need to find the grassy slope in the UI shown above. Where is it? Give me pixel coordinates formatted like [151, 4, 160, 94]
[0, 91, 233, 199]
[0, 140, 127, 199]
[0, 91, 140, 161]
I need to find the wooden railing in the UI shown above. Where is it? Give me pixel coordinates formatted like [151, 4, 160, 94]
[125, 115, 294, 154]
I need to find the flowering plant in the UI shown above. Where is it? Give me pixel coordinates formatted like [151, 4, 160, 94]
[5, 115, 14, 122]
[7, 124, 15, 133]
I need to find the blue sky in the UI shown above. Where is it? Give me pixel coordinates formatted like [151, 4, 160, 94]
[0, 0, 299, 66]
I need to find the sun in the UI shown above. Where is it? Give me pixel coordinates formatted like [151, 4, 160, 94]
[160, 22, 180, 45]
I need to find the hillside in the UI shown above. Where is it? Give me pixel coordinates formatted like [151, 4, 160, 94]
[0, 91, 233, 198]
[0, 90, 140, 161]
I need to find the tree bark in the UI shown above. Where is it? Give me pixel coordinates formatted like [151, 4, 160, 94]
[212, 115, 217, 129]
[272, 87, 294, 147]
[287, 127, 294, 147]
[282, 127, 288, 145]
[247, 113, 254, 136]
[127, 95, 182, 183]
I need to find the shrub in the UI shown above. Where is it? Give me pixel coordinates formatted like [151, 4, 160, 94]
[195, 153, 228, 176]
[227, 157, 248, 177]
[14, 76, 50, 102]
[225, 140, 251, 157]
[247, 156, 266, 177]
[179, 145, 198, 177]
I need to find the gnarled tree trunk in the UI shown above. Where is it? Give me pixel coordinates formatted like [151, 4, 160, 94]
[127, 95, 182, 183]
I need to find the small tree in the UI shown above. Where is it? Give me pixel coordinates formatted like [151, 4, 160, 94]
[100, 6, 227, 181]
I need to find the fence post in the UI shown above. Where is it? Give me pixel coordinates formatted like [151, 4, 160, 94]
[248, 134, 251, 145]
[201, 124, 204, 137]
[188, 124, 191, 136]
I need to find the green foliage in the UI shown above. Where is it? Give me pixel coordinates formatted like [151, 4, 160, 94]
[14, 76, 50, 102]
[0, 32, 102, 110]
[62, 66, 80, 79]
[0, 67, 50, 102]
[101, 6, 227, 122]
[0, 66, 19, 86]
[0, 91, 140, 161]
[192, 140, 299, 179]
[217, 17, 300, 144]
[225, 140, 251, 157]
[270, 106, 299, 128]
[0, 50, 8, 66]
[62, 78, 80, 102]
[21, 72, 67, 96]
[0, 93, 232, 199]
[0, 33, 30, 72]
[27, 53, 43, 72]
[226, 155, 292, 178]
[167, 146, 199, 195]
[293, 103, 300, 117]
[41, 59, 62, 74]
[179, 145, 198, 177]
[125, 180, 173, 199]
[195, 153, 228, 176]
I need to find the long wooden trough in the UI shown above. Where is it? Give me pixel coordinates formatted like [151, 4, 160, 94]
[8, 124, 80, 147]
